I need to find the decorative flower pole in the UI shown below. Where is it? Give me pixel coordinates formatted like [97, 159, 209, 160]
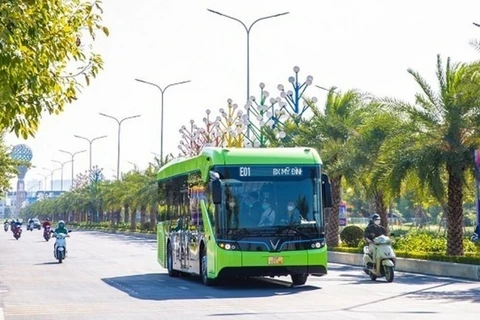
[178, 120, 199, 157]
[217, 99, 246, 148]
[240, 83, 287, 147]
[277, 66, 317, 120]
[242, 66, 318, 147]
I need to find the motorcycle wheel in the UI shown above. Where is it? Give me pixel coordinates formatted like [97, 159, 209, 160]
[385, 266, 394, 282]
[369, 273, 377, 281]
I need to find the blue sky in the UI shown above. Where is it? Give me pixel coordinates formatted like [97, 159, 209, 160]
[6, 0, 480, 190]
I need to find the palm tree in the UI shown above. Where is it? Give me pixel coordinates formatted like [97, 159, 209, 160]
[383, 55, 480, 255]
[345, 105, 402, 231]
[293, 88, 366, 247]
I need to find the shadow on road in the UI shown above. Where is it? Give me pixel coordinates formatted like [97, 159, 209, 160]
[407, 287, 480, 303]
[34, 262, 61, 265]
[330, 264, 465, 286]
[76, 230, 156, 244]
[102, 273, 319, 301]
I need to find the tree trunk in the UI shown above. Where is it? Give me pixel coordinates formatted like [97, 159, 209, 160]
[140, 205, 146, 229]
[130, 206, 137, 231]
[326, 175, 342, 247]
[446, 166, 464, 256]
[150, 205, 157, 231]
[374, 190, 388, 233]
[124, 204, 129, 224]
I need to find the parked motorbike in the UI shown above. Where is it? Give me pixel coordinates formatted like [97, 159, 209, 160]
[363, 235, 396, 282]
[43, 226, 51, 241]
[13, 225, 22, 240]
[3, 224, 8, 232]
[53, 231, 70, 263]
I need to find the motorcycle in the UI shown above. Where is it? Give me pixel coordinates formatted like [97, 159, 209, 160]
[27, 222, 34, 231]
[53, 231, 70, 263]
[470, 232, 479, 243]
[363, 235, 396, 282]
[43, 226, 51, 241]
[13, 225, 22, 240]
[4, 224, 8, 232]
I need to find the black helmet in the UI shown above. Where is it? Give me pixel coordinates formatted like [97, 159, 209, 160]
[371, 214, 380, 221]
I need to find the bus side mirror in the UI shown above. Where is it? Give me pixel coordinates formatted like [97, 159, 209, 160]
[321, 173, 332, 209]
[212, 180, 222, 204]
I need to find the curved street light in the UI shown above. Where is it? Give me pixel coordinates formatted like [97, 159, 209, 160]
[207, 8, 289, 137]
[51, 159, 73, 191]
[99, 113, 141, 180]
[42, 167, 62, 191]
[59, 149, 86, 187]
[135, 78, 191, 164]
[74, 134, 107, 171]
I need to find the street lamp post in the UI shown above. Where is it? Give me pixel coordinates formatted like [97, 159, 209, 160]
[207, 8, 289, 138]
[135, 78, 191, 164]
[42, 167, 62, 191]
[37, 173, 48, 192]
[73, 134, 107, 171]
[99, 113, 141, 180]
[59, 149, 86, 188]
[51, 159, 73, 191]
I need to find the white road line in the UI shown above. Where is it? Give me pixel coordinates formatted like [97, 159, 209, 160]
[0, 307, 5, 320]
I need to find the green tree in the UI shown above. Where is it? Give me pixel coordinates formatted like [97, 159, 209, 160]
[0, 0, 108, 138]
[0, 134, 18, 193]
[293, 88, 366, 247]
[383, 55, 480, 256]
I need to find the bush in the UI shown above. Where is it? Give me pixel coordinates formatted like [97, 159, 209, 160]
[340, 225, 364, 247]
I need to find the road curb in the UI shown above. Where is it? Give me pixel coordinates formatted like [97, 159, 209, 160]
[328, 251, 480, 281]
[73, 228, 156, 239]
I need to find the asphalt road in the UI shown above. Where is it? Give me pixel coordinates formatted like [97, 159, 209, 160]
[0, 227, 478, 320]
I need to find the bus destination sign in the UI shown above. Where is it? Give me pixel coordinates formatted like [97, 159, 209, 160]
[217, 165, 314, 179]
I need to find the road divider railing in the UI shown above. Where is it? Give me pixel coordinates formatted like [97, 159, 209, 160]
[72, 226, 156, 239]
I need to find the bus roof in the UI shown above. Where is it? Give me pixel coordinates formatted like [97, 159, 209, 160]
[157, 147, 322, 181]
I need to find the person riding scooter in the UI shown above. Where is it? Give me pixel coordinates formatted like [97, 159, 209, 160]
[364, 214, 387, 256]
[42, 218, 52, 230]
[470, 223, 480, 242]
[54, 220, 68, 235]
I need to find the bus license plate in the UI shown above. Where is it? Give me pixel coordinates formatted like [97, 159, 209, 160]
[268, 257, 283, 265]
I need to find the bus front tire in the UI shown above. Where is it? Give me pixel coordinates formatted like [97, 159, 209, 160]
[201, 247, 216, 286]
[291, 274, 308, 286]
[167, 242, 179, 277]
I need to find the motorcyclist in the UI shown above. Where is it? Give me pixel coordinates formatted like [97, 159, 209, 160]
[470, 223, 480, 242]
[364, 214, 386, 256]
[14, 219, 22, 228]
[27, 218, 34, 230]
[54, 220, 68, 235]
[42, 218, 52, 230]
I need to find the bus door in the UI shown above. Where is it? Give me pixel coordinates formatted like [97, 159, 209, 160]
[180, 190, 189, 270]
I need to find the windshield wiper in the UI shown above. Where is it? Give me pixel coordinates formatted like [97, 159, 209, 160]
[276, 225, 313, 239]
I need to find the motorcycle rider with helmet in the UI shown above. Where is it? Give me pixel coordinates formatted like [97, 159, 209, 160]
[54, 220, 68, 235]
[364, 214, 387, 257]
[42, 218, 52, 230]
[470, 223, 480, 242]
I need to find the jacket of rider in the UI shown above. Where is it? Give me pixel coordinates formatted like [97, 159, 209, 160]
[42, 221, 51, 229]
[54, 226, 68, 235]
[364, 221, 386, 241]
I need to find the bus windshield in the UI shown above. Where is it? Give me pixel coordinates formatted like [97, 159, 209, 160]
[213, 165, 324, 238]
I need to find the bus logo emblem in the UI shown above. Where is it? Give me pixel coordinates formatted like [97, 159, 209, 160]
[270, 239, 280, 251]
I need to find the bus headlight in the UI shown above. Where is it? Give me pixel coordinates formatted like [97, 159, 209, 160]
[217, 242, 240, 250]
[311, 241, 325, 249]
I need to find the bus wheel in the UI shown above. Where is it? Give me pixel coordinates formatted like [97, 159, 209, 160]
[201, 247, 216, 286]
[167, 242, 179, 277]
[291, 274, 308, 286]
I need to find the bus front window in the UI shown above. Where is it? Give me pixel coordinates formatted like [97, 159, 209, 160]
[217, 176, 323, 238]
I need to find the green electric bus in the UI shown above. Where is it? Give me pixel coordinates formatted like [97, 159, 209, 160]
[156, 147, 332, 286]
